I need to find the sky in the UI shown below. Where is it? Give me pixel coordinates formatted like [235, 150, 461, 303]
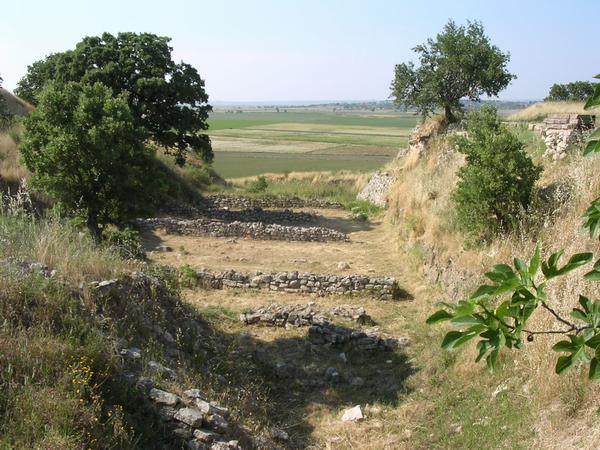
[1, 0, 598, 103]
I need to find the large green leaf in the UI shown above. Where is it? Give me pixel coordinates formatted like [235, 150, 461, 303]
[441, 331, 465, 350]
[529, 246, 541, 276]
[555, 355, 574, 374]
[552, 340, 578, 353]
[426, 309, 454, 324]
[589, 358, 600, 381]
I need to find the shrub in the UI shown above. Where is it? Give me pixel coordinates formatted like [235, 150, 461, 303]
[102, 227, 145, 260]
[247, 175, 268, 193]
[452, 105, 542, 239]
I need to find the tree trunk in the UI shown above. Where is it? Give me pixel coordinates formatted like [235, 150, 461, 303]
[444, 104, 456, 124]
[86, 211, 101, 242]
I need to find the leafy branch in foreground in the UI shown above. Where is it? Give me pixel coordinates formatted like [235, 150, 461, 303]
[427, 248, 600, 375]
[428, 73, 600, 379]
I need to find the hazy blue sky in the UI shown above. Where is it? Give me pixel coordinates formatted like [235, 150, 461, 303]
[1, 0, 598, 102]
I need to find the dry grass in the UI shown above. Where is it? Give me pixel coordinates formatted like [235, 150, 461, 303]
[507, 101, 588, 122]
[0, 127, 29, 183]
[230, 170, 371, 192]
[0, 214, 134, 284]
[141, 208, 405, 279]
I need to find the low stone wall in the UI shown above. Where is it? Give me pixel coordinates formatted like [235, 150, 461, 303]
[137, 217, 348, 242]
[202, 194, 344, 210]
[240, 303, 407, 353]
[194, 269, 402, 300]
[162, 203, 315, 224]
[240, 303, 374, 327]
[356, 171, 398, 207]
[542, 113, 595, 160]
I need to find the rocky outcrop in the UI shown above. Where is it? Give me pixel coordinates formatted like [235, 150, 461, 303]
[542, 113, 595, 160]
[356, 171, 398, 207]
[137, 217, 348, 242]
[194, 268, 404, 300]
[202, 194, 344, 210]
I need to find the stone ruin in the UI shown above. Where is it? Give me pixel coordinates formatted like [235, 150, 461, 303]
[540, 113, 595, 160]
[356, 171, 398, 207]
[194, 268, 403, 300]
[240, 303, 409, 354]
[239, 303, 375, 327]
[137, 217, 348, 242]
[202, 194, 344, 210]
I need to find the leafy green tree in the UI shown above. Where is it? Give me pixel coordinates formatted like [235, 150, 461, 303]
[428, 74, 600, 381]
[16, 32, 212, 164]
[452, 105, 542, 238]
[545, 81, 596, 102]
[391, 20, 515, 123]
[20, 81, 158, 236]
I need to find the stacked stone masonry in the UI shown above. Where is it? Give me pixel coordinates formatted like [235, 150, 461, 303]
[356, 171, 398, 207]
[201, 194, 344, 210]
[162, 202, 316, 224]
[240, 303, 408, 353]
[194, 268, 402, 300]
[137, 217, 348, 242]
[541, 113, 595, 160]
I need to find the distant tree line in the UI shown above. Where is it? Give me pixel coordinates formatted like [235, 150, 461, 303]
[545, 81, 596, 102]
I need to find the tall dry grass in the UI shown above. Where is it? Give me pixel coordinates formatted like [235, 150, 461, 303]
[508, 101, 588, 122]
[0, 212, 134, 283]
[0, 126, 29, 183]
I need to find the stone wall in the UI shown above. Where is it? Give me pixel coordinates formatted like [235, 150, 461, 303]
[240, 303, 408, 353]
[162, 203, 315, 224]
[201, 194, 344, 210]
[542, 113, 595, 160]
[356, 171, 398, 207]
[137, 217, 348, 242]
[193, 268, 403, 300]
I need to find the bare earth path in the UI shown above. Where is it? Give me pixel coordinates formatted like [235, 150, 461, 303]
[141, 207, 426, 449]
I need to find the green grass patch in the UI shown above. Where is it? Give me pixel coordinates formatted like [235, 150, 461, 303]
[209, 111, 418, 130]
[212, 152, 387, 178]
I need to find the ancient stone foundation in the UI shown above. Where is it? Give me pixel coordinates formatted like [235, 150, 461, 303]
[193, 268, 403, 300]
[240, 303, 408, 353]
[356, 171, 398, 207]
[542, 113, 595, 160]
[162, 202, 316, 224]
[202, 194, 344, 210]
[137, 217, 348, 242]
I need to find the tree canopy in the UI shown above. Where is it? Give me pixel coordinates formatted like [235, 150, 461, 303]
[545, 81, 596, 102]
[391, 20, 515, 123]
[20, 81, 159, 235]
[16, 32, 212, 164]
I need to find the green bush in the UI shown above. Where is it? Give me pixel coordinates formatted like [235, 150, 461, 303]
[452, 105, 542, 239]
[246, 175, 268, 193]
[102, 227, 145, 260]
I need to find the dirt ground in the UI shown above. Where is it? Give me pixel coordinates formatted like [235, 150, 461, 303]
[141, 208, 408, 279]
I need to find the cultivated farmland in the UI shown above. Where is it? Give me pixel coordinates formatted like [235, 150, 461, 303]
[208, 109, 417, 178]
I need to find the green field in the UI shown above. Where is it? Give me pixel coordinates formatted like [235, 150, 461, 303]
[207, 110, 417, 178]
[212, 152, 388, 178]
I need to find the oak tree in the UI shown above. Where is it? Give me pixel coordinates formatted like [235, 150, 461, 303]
[391, 20, 515, 123]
